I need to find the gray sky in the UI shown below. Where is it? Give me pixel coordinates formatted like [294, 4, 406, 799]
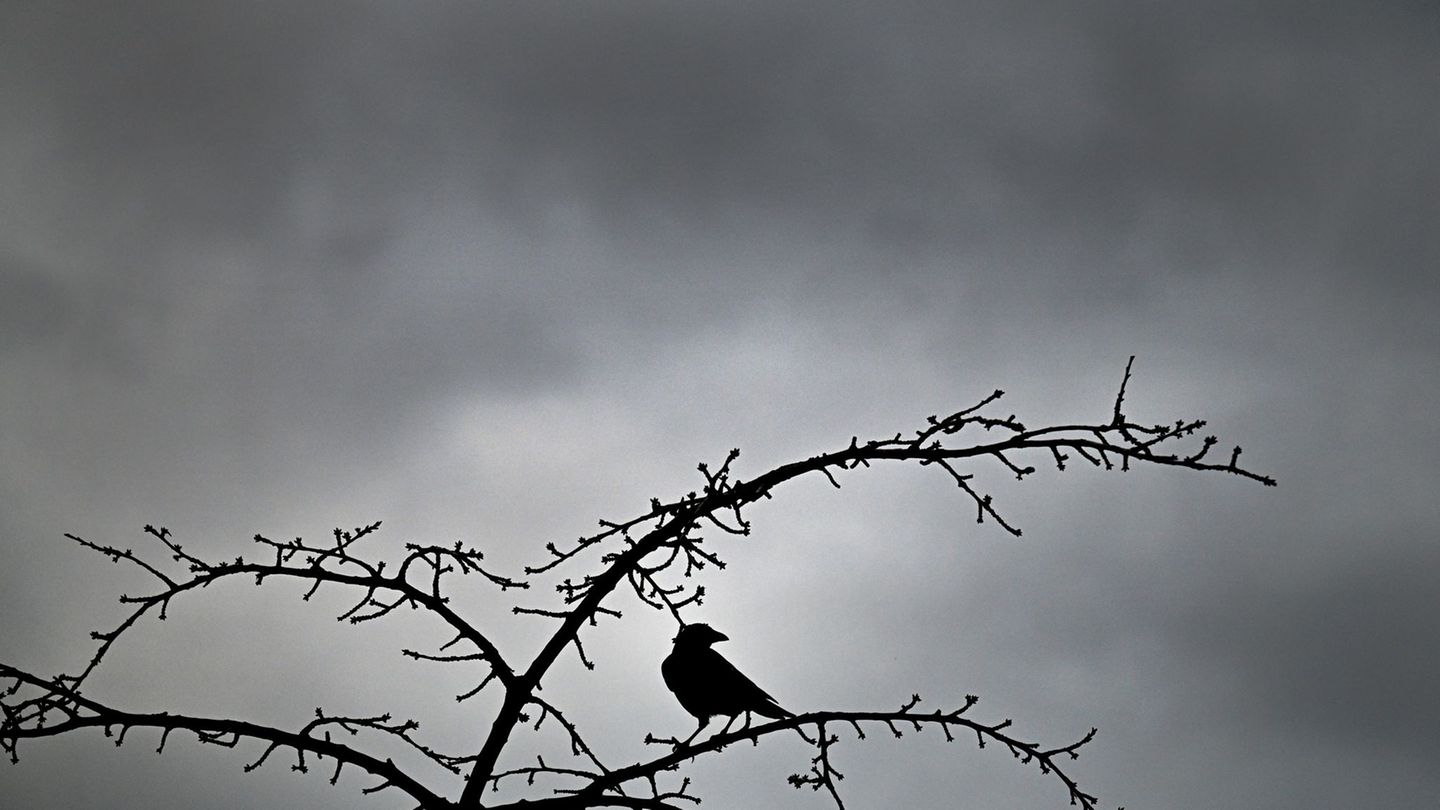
[2, 2, 1437, 808]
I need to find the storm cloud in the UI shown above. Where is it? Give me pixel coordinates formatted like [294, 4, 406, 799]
[2, 2, 1436, 808]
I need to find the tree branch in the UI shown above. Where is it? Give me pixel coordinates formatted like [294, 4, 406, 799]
[4, 360, 1274, 810]
[480, 694, 1098, 810]
[0, 663, 449, 808]
[457, 365, 1273, 806]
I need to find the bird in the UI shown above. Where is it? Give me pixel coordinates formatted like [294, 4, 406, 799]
[662, 623, 792, 747]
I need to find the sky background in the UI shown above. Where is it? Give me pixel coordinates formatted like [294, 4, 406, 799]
[2, 2, 1437, 808]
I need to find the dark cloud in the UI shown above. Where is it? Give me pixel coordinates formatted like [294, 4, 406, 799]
[3, 2, 334, 237]
[0, 254, 74, 352]
[6, 0, 1433, 310]
[1, 2, 1436, 809]
[1170, 534, 1440, 757]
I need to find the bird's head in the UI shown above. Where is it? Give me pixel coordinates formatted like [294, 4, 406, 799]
[673, 623, 728, 647]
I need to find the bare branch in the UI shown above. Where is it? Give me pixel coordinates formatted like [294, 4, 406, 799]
[4, 361, 1273, 810]
[0, 664, 446, 808]
[611, 696, 1095, 810]
[460, 361, 1273, 806]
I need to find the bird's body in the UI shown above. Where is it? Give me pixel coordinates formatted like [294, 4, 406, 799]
[662, 623, 790, 746]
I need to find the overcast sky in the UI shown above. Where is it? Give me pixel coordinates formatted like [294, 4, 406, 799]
[2, 2, 1437, 809]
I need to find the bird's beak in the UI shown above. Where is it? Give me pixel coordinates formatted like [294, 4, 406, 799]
[713, 631, 729, 642]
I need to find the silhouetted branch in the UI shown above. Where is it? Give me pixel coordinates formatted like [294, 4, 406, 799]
[61, 524, 519, 696]
[1, 360, 1273, 810]
[497, 694, 1096, 810]
[0, 663, 446, 808]
[455, 359, 1270, 807]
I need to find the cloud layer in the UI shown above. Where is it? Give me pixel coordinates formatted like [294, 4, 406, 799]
[2, 2, 1436, 808]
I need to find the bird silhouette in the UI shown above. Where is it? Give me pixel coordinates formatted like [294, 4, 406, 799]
[662, 623, 792, 747]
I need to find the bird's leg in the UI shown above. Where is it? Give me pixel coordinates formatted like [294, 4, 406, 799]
[717, 712, 740, 737]
[678, 718, 709, 749]
[705, 713, 744, 751]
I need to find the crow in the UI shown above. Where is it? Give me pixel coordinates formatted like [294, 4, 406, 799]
[662, 623, 792, 747]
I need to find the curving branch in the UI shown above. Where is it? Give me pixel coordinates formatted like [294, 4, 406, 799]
[0, 663, 448, 807]
[2, 522, 526, 809]
[1, 359, 1274, 810]
[485, 694, 1101, 810]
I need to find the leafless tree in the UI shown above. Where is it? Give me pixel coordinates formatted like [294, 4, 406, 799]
[1, 359, 1273, 809]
